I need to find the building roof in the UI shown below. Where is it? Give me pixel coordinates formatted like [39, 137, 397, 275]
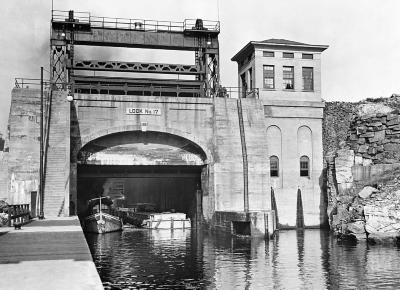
[259, 38, 310, 46]
[231, 38, 329, 62]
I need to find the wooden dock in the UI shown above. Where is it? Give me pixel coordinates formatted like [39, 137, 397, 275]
[0, 217, 103, 290]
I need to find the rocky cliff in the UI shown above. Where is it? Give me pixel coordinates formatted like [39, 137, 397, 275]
[324, 95, 400, 244]
[323, 94, 400, 158]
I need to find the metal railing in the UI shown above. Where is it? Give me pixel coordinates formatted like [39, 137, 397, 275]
[15, 78, 51, 89]
[8, 204, 30, 227]
[216, 87, 259, 99]
[184, 19, 220, 32]
[52, 10, 220, 33]
[52, 10, 90, 24]
[74, 82, 203, 97]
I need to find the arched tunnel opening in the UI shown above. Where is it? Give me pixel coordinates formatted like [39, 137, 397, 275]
[74, 131, 208, 227]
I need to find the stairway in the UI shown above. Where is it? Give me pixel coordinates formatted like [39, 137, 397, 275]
[42, 91, 70, 217]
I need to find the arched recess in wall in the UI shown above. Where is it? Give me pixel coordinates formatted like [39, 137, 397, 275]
[266, 125, 282, 188]
[297, 126, 313, 183]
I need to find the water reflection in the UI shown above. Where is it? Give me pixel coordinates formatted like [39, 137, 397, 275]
[85, 229, 400, 289]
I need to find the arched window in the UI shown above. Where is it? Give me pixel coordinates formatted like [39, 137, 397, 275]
[300, 156, 310, 177]
[270, 156, 279, 177]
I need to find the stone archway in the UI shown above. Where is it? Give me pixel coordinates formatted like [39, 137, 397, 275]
[79, 125, 213, 165]
[71, 129, 213, 225]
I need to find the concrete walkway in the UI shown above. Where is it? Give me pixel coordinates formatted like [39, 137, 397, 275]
[0, 217, 103, 290]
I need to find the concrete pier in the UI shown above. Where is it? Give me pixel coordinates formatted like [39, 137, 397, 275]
[0, 217, 103, 290]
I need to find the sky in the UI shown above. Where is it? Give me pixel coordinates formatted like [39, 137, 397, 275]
[0, 0, 399, 133]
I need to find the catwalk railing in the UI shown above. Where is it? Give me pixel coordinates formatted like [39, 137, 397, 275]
[15, 78, 51, 89]
[52, 10, 220, 33]
[216, 87, 259, 99]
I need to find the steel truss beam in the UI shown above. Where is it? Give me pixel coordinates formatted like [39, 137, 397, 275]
[50, 42, 69, 89]
[70, 60, 203, 75]
[50, 11, 220, 97]
[72, 75, 203, 97]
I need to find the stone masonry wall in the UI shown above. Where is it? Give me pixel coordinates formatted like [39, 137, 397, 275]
[323, 95, 400, 159]
[347, 112, 400, 164]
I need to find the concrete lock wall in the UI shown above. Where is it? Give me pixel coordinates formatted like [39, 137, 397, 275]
[263, 100, 326, 228]
[70, 94, 216, 221]
[0, 88, 42, 206]
[69, 94, 276, 231]
[2, 87, 329, 233]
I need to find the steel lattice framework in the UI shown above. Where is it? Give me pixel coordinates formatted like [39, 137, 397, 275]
[50, 10, 220, 97]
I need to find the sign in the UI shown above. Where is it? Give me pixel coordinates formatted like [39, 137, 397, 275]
[126, 108, 161, 115]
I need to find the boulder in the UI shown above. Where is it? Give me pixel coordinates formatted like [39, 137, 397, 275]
[367, 147, 377, 155]
[364, 205, 400, 243]
[356, 126, 367, 135]
[369, 130, 385, 143]
[362, 158, 373, 166]
[331, 206, 352, 230]
[346, 220, 367, 240]
[384, 143, 400, 152]
[335, 149, 354, 184]
[357, 138, 366, 145]
[386, 113, 399, 121]
[360, 132, 374, 138]
[369, 122, 382, 127]
[387, 118, 400, 126]
[354, 155, 363, 165]
[358, 145, 369, 153]
[358, 186, 379, 199]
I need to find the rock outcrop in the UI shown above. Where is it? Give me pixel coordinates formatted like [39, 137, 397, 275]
[324, 95, 400, 244]
[326, 148, 400, 244]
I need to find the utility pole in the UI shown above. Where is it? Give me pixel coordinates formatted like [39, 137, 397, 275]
[39, 67, 44, 219]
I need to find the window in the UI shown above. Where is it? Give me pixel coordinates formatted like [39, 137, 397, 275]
[302, 53, 313, 59]
[241, 73, 247, 91]
[300, 156, 310, 177]
[302, 67, 314, 91]
[270, 156, 279, 177]
[263, 51, 274, 57]
[263, 65, 274, 89]
[283, 52, 294, 58]
[283, 66, 294, 89]
[248, 68, 253, 90]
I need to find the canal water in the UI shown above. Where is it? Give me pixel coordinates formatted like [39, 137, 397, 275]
[85, 229, 400, 289]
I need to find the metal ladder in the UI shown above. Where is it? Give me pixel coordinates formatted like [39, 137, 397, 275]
[237, 97, 249, 212]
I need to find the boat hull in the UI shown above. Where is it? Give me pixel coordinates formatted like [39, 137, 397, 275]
[121, 211, 191, 229]
[142, 218, 191, 229]
[84, 213, 123, 234]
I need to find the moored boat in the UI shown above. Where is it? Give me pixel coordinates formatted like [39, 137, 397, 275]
[83, 196, 123, 234]
[117, 203, 191, 229]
